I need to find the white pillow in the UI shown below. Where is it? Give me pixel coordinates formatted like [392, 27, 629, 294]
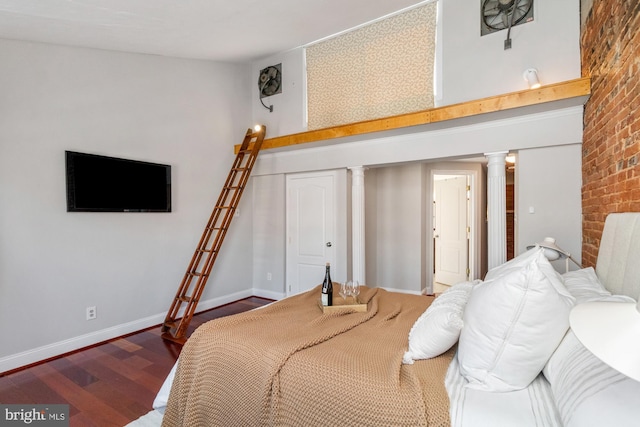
[484, 246, 540, 282]
[562, 267, 611, 304]
[458, 249, 575, 391]
[402, 280, 478, 364]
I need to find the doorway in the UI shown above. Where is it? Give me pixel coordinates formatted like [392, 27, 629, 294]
[432, 171, 474, 293]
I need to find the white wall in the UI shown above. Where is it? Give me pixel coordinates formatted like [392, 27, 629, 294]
[0, 39, 253, 371]
[251, 174, 286, 299]
[251, 49, 307, 138]
[515, 144, 583, 269]
[369, 164, 425, 292]
[440, 0, 581, 105]
[251, 107, 584, 176]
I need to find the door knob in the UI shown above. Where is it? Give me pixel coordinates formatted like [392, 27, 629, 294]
[326, 242, 332, 247]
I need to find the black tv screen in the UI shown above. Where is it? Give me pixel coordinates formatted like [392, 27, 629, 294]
[65, 151, 171, 212]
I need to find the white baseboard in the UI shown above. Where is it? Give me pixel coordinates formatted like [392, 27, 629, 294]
[0, 289, 255, 374]
[378, 286, 423, 295]
[252, 287, 285, 301]
[0, 314, 165, 374]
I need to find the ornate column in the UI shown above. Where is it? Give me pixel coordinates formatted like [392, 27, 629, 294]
[485, 152, 508, 270]
[349, 166, 366, 284]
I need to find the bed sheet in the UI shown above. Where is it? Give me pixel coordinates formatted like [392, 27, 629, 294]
[152, 361, 175, 414]
[445, 353, 562, 427]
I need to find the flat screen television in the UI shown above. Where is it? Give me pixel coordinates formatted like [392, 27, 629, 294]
[65, 151, 171, 212]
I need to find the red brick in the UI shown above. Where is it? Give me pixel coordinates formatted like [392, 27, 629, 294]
[582, 0, 640, 265]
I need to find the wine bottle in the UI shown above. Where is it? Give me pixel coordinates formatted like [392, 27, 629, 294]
[321, 262, 333, 306]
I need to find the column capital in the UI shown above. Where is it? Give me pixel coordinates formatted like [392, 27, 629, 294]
[484, 151, 509, 157]
[485, 152, 508, 166]
[485, 152, 508, 177]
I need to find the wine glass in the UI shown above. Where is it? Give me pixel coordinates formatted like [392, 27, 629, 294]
[340, 281, 350, 301]
[350, 280, 360, 303]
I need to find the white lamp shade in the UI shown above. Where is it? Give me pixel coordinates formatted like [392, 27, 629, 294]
[523, 68, 541, 89]
[526, 237, 568, 260]
[542, 248, 560, 261]
[570, 300, 640, 382]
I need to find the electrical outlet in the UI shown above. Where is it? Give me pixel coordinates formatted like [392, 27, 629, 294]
[267, 272, 272, 281]
[86, 306, 97, 320]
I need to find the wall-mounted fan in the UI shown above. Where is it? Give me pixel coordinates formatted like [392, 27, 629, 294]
[481, 0, 534, 36]
[258, 64, 281, 98]
[258, 64, 281, 112]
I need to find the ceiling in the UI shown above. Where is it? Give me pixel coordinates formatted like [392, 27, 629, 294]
[0, 0, 428, 63]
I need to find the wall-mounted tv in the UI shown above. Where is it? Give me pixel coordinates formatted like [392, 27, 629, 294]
[65, 151, 171, 212]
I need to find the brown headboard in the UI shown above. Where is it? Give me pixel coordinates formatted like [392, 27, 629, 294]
[595, 213, 640, 299]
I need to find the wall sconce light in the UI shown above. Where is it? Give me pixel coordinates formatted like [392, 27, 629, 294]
[523, 68, 541, 89]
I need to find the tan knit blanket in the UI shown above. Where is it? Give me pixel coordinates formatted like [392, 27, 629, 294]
[162, 286, 453, 426]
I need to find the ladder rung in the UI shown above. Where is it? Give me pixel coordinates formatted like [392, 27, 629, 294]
[215, 205, 232, 209]
[177, 295, 191, 302]
[190, 272, 207, 277]
[231, 167, 247, 171]
[161, 332, 187, 345]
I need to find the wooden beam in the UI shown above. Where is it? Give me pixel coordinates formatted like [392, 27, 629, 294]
[235, 77, 590, 153]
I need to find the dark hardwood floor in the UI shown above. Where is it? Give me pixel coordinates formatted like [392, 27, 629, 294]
[0, 297, 272, 426]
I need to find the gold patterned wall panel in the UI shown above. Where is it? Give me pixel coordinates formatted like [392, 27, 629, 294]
[306, 2, 437, 130]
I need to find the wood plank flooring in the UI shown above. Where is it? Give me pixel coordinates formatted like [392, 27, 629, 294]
[0, 296, 272, 426]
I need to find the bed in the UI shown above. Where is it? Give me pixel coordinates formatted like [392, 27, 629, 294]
[144, 212, 640, 427]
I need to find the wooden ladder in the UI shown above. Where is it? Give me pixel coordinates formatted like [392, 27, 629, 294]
[161, 126, 266, 344]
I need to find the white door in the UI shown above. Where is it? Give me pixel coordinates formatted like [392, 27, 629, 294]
[286, 171, 337, 296]
[434, 175, 469, 285]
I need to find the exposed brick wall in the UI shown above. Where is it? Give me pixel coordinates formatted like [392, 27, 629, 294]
[506, 183, 514, 260]
[581, 0, 640, 267]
